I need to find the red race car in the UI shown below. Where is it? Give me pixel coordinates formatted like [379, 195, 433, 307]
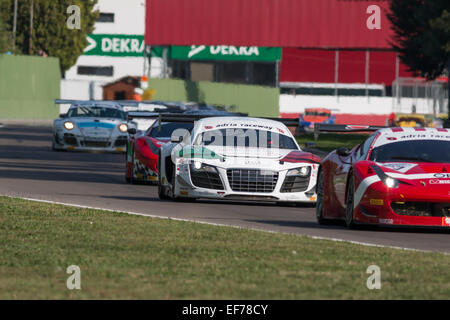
[125, 118, 193, 183]
[316, 125, 450, 228]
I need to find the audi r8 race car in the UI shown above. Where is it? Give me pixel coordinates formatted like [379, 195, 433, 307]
[158, 116, 321, 204]
[316, 125, 450, 228]
[125, 110, 246, 183]
[125, 114, 194, 183]
[53, 100, 134, 152]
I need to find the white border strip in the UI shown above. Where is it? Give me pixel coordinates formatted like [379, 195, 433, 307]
[4, 195, 447, 255]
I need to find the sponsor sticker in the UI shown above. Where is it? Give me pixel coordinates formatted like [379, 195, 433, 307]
[379, 219, 394, 224]
[442, 217, 450, 227]
[370, 199, 384, 206]
[434, 173, 450, 178]
[378, 162, 417, 173]
[429, 179, 450, 184]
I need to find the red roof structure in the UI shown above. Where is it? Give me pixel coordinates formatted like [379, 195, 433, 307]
[145, 0, 394, 49]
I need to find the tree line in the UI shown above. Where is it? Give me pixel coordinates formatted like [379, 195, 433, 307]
[0, 0, 98, 74]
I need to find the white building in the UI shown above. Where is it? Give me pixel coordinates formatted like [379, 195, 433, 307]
[61, 0, 163, 109]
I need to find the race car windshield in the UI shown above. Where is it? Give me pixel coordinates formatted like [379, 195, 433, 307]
[195, 128, 298, 150]
[67, 106, 126, 120]
[148, 122, 193, 138]
[305, 112, 330, 117]
[369, 140, 450, 163]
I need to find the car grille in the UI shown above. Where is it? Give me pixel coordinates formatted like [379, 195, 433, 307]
[391, 202, 450, 217]
[190, 170, 224, 190]
[280, 176, 310, 193]
[81, 140, 110, 148]
[114, 136, 128, 147]
[227, 169, 278, 193]
[63, 134, 77, 146]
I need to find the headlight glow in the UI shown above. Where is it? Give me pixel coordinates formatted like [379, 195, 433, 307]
[385, 177, 396, 188]
[194, 161, 202, 170]
[190, 161, 217, 173]
[372, 165, 399, 188]
[287, 166, 311, 177]
[119, 123, 128, 133]
[64, 121, 74, 130]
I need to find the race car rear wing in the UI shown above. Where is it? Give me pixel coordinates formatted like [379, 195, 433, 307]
[313, 123, 387, 140]
[54, 99, 157, 106]
[127, 112, 160, 120]
[155, 114, 299, 126]
[314, 124, 387, 132]
[126, 113, 300, 134]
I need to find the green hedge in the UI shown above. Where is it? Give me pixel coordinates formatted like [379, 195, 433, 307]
[0, 55, 60, 120]
[148, 78, 279, 117]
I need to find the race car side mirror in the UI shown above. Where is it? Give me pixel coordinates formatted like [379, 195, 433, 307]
[59, 114, 66, 118]
[171, 135, 182, 143]
[127, 128, 137, 135]
[336, 147, 351, 157]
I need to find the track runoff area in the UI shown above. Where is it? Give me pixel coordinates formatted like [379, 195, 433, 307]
[1, 125, 450, 304]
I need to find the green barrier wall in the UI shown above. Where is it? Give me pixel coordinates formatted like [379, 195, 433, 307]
[0, 55, 60, 120]
[148, 78, 279, 117]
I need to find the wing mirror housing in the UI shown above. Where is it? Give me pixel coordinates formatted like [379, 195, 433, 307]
[336, 147, 351, 157]
[59, 113, 66, 118]
[171, 135, 182, 143]
[127, 128, 137, 135]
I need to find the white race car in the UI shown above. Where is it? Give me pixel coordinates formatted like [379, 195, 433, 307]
[52, 100, 134, 152]
[158, 116, 321, 204]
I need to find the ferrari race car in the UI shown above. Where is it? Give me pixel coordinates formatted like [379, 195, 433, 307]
[53, 100, 134, 152]
[316, 125, 450, 228]
[157, 116, 321, 204]
[125, 113, 194, 183]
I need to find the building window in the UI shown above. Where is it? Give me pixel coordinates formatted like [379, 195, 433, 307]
[169, 60, 277, 87]
[216, 62, 247, 84]
[96, 13, 115, 23]
[77, 66, 114, 77]
[253, 63, 276, 87]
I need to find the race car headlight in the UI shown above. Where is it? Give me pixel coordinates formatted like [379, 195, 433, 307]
[64, 121, 74, 130]
[286, 166, 311, 177]
[372, 165, 399, 188]
[189, 161, 218, 173]
[385, 177, 397, 188]
[119, 123, 128, 133]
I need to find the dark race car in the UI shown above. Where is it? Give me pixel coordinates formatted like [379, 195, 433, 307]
[316, 125, 450, 229]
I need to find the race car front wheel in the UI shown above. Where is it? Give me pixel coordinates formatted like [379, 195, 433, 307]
[157, 151, 169, 200]
[125, 151, 132, 183]
[171, 164, 195, 202]
[345, 174, 356, 229]
[316, 170, 330, 225]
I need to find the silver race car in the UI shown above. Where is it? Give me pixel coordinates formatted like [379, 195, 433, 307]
[52, 100, 134, 152]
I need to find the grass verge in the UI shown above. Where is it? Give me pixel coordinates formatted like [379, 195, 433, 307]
[296, 133, 369, 153]
[1, 196, 449, 299]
